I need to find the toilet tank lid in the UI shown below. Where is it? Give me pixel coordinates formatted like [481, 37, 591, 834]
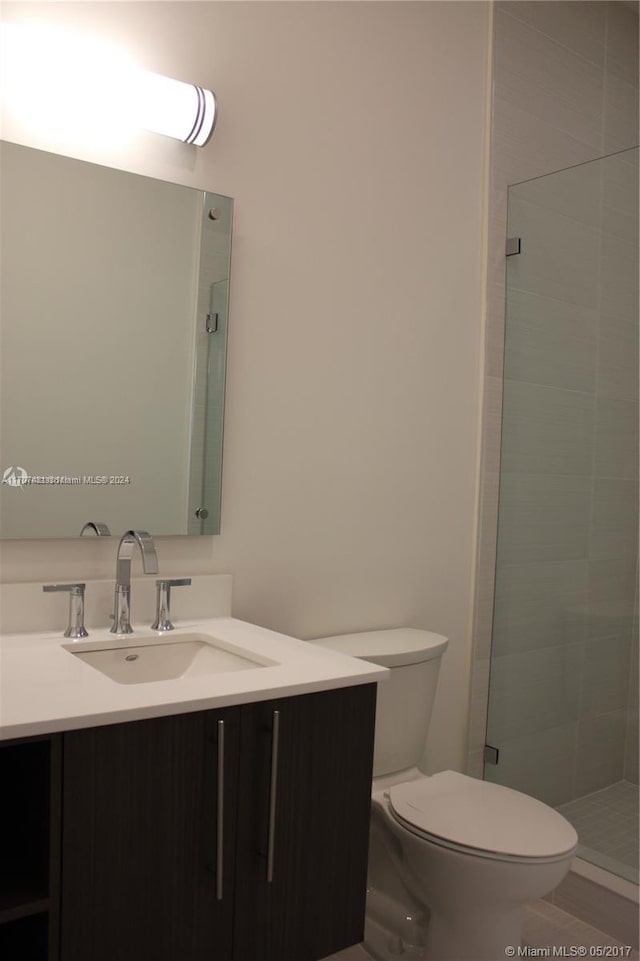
[313, 628, 448, 667]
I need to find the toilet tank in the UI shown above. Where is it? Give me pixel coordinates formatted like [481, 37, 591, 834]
[313, 629, 448, 777]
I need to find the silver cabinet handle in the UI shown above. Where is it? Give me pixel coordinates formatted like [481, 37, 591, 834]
[266, 710, 280, 883]
[216, 719, 225, 900]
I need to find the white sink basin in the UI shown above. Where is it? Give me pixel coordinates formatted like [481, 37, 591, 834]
[65, 632, 277, 685]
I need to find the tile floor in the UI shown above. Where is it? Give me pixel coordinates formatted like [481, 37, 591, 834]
[324, 899, 640, 960]
[558, 780, 639, 882]
[523, 900, 639, 958]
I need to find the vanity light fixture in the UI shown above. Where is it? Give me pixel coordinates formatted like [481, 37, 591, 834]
[137, 70, 217, 146]
[0, 21, 217, 147]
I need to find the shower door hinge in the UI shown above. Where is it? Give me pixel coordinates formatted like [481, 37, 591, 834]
[506, 237, 522, 257]
[206, 313, 219, 333]
[483, 744, 499, 765]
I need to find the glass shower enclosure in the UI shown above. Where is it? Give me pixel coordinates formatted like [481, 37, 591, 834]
[485, 148, 639, 884]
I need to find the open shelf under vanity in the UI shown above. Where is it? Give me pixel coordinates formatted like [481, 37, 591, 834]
[0, 736, 61, 961]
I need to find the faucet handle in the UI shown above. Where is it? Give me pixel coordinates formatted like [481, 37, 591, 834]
[151, 578, 192, 632]
[43, 583, 89, 639]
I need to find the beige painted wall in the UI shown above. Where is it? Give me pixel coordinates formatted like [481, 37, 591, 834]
[0, 1, 491, 773]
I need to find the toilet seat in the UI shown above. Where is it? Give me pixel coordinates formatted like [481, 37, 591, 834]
[387, 771, 578, 863]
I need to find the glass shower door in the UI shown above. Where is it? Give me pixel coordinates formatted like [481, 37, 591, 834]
[485, 148, 639, 883]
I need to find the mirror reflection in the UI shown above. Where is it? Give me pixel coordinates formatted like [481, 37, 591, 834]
[0, 141, 232, 538]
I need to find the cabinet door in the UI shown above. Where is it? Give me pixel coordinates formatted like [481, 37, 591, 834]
[234, 684, 377, 961]
[60, 709, 239, 961]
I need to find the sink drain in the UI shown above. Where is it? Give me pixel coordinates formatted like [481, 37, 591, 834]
[125, 654, 139, 662]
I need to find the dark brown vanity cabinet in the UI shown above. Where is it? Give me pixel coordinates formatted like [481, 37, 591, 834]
[60, 707, 239, 961]
[60, 683, 376, 961]
[233, 688, 376, 961]
[0, 736, 62, 961]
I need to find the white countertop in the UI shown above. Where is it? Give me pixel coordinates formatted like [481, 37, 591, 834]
[0, 616, 387, 740]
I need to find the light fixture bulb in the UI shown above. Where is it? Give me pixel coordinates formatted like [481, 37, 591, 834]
[135, 71, 217, 146]
[0, 21, 217, 148]
[0, 22, 137, 146]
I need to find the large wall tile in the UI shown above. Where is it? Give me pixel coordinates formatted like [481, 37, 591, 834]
[487, 643, 582, 741]
[507, 198, 600, 309]
[602, 151, 639, 245]
[599, 232, 640, 325]
[575, 710, 627, 795]
[504, 288, 597, 393]
[588, 558, 638, 604]
[500, 2, 607, 68]
[590, 478, 639, 562]
[603, 73, 640, 153]
[511, 156, 602, 227]
[580, 635, 632, 718]
[492, 98, 598, 188]
[619, 146, 639, 167]
[484, 722, 577, 806]
[624, 719, 639, 784]
[593, 396, 639, 479]
[605, 1, 640, 87]
[501, 381, 594, 476]
[587, 559, 638, 639]
[597, 315, 639, 404]
[492, 559, 589, 656]
[495, 10, 604, 149]
[496, 473, 591, 564]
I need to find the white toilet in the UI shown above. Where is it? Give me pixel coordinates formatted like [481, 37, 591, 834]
[314, 629, 578, 961]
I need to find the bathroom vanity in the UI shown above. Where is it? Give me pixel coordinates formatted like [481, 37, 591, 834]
[0, 583, 385, 961]
[1, 687, 376, 961]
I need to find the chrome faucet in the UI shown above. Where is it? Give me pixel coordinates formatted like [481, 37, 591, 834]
[80, 520, 111, 537]
[110, 529, 159, 634]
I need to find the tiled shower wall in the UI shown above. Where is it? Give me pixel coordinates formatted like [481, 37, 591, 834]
[468, 1, 639, 796]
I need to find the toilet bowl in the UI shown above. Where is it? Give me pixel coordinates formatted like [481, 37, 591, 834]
[373, 769, 576, 959]
[313, 629, 578, 961]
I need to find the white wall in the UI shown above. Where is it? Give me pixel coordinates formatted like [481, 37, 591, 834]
[0, 1, 491, 773]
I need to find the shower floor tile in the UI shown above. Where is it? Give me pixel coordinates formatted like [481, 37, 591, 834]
[557, 780, 639, 880]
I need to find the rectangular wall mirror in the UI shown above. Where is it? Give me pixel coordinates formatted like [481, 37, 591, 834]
[0, 141, 232, 538]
